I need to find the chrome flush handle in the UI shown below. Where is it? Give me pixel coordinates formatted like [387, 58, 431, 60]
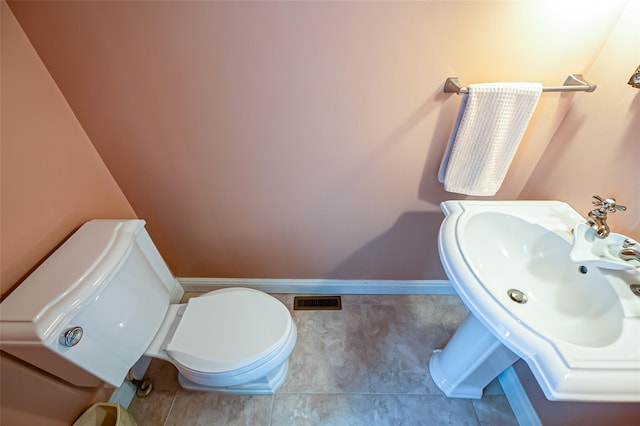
[59, 326, 83, 347]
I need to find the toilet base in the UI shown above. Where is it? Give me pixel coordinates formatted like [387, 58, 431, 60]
[177, 360, 289, 395]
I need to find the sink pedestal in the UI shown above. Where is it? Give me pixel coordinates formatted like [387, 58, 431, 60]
[429, 313, 519, 399]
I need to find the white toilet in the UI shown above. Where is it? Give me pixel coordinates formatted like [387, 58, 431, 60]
[0, 219, 297, 394]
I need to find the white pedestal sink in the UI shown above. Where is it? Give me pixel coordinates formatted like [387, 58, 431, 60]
[430, 200, 640, 402]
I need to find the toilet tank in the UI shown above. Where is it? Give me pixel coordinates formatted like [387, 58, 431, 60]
[0, 220, 178, 387]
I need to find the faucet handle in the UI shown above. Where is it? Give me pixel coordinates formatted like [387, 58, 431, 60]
[592, 195, 626, 213]
[612, 204, 627, 213]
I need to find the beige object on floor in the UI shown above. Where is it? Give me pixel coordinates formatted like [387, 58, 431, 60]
[73, 403, 138, 426]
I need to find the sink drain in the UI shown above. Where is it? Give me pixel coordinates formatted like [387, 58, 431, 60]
[630, 284, 640, 297]
[507, 289, 528, 304]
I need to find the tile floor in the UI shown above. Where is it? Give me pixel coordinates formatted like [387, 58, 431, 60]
[128, 293, 518, 425]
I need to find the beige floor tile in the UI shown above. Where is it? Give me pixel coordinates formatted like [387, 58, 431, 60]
[472, 395, 519, 425]
[483, 377, 505, 396]
[431, 294, 466, 306]
[128, 390, 176, 426]
[280, 307, 369, 393]
[363, 304, 449, 394]
[164, 391, 272, 426]
[434, 302, 469, 337]
[371, 394, 480, 426]
[145, 359, 181, 391]
[341, 294, 437, 306]
[271, 393, 374, 426]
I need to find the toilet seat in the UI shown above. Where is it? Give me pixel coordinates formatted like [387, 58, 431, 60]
[163, 288, 296, 388]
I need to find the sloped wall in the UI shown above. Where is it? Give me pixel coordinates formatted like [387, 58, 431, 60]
[1, 2, 136, 424]
[1, 3, 136, 295]
[521, 1, 640, 233]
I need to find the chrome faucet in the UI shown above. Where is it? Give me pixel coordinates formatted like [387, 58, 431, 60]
[620, 239, 640, 262]
[586, 195, 626, 238]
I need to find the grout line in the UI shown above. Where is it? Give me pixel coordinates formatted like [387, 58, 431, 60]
[469, 399, 484, 426]
[273, 390, 456, 396]
[268, 393, 275, 426]
[162, 391, 178, 426]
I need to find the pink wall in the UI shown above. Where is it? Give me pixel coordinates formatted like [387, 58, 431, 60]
[3, 0, 640, 423]
[8, 0, 637, 281]
[1, 2, 136, 424]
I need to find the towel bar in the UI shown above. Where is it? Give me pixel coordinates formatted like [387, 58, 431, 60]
[444, 74, 597, 94]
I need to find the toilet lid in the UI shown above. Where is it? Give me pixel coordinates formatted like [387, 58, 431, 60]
[165, 288, 292, 373]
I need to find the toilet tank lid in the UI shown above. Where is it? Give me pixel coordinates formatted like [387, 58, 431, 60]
[0, 219, 146, 343]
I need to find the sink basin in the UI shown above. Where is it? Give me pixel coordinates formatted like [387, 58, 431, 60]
[431, 200, 640, 402]
[462, 212, 623, 347]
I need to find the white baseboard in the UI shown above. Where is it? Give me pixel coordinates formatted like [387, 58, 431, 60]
[177, 278, 457, 295]
[499, 366, 542, 426]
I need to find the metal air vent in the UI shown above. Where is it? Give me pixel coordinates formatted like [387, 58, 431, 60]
[293, 296, 342, 310]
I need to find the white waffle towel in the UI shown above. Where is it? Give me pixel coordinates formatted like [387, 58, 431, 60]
[438, 82, 542, 196]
